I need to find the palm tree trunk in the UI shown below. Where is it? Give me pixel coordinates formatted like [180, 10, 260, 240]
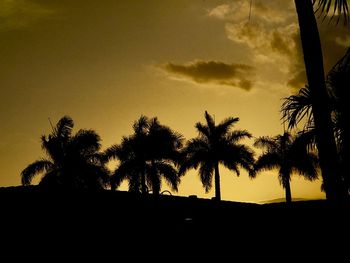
[214, 162, 221, 201]
[294, 0, 345, 200]
[285, 178, 292, 204]
[151, 160, 160, 196]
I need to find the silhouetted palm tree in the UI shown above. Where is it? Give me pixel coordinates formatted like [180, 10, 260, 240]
[21, 116, 109, 190]
[282, 48, 350, 193]
[327, 49, 350, 191]
[293, 0, 349, 200]
[105, 116, 183, 195]
[254, 132, 318, 203]
[180, 111, 255, 201]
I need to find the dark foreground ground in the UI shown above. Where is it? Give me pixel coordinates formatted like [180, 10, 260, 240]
[1, 186, 349, 259]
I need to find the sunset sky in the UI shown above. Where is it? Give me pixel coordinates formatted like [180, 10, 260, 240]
[1, 0, 349, 202]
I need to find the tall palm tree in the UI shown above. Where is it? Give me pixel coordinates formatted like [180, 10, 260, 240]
[21, 116, 109, 190]
[105, 116, 183, 195]
[293, 0, 349, 200]
[179, 111, 255, 201]
[282, 48, 350, 194]
[254, 132, 318, 203]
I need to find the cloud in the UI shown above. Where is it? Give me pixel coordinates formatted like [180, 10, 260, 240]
[208, 4, 231, 20]
[208, 0, 350, 90]
[209, 1, 305, 89]
[208, 1, 293, 24]
[0, 0, 55, 31]
[162, 61, 255, 91]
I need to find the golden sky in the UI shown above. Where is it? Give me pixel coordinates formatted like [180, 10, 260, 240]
[1, 0, 349, 202]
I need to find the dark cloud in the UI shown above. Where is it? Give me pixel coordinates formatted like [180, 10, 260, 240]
[163, 61, 255, 91]
[287, 18, 350, 90]
[287, 70, 307, 89]
[285, 32, 307, 90]
[319, 20, 350, 73]
[271, 31, 293, 56]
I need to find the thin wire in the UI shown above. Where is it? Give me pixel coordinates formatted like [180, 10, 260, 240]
[249, 0, 253, 21]
[48, 117, 54, 131]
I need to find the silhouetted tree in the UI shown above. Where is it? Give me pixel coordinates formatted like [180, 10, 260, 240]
[105, 116, 183, 195]
[327, 48, 350, 192]
[293, 0, 349, 200]
[180, 111, 255, 201]
[254, 132, 318, 203]
[282, 49, 350, 194]
[21, 116, 109, 190]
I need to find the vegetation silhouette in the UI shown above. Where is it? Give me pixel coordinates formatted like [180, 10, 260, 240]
[282, 48, 350, 194]
[105, 116, 183, 195]
[20, 116, 109, 190]
[327, 48, 350, 192]
[293, 0, 349, 200]
[179, 111, 255, 201]
[254, 132, 319, 203]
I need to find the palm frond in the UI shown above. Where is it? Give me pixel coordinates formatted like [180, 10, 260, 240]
[80, 162, 110, 189]
[55, 116, 74, 139]
[255, 153, 281, 172]
[103, 144, 122, 161]
[314, 0, 349, 24]
[204, 111, 215, 132]
[179, 150, 208, 175]
[235, 145, 256, 178]
[199, 162, 214, 192]
[112, 161, 138, 188]
[281, 86, 313, 130]
[184, 138, 208, 153]
[292, 153, 319, 181]
[40, 135, 63, 164]
[70, 129, 101, 154]
[133, 115, 149, 135]
[216, 117, 239, 136]
[222, 159, 240, 176]
[195, 122, 210, 138]
[293, 129, 317, 153]
[220, 143, 255, 177]
[155, 161, 180, 192]
[179, 138, 209, 175]
[254, 136, 277, 150]
[21, 159, 54, 185]
[226, 130, 252, 143]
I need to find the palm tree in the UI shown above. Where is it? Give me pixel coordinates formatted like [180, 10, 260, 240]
[105, 116, 183, 195]
[180, 111, 255, 201]
[254, 132, 318, 203]
[327, 48, 350, 191]
[293, 0, 349, 200]
[282, 48, 350, 194]
[21, 116, 109, 190]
